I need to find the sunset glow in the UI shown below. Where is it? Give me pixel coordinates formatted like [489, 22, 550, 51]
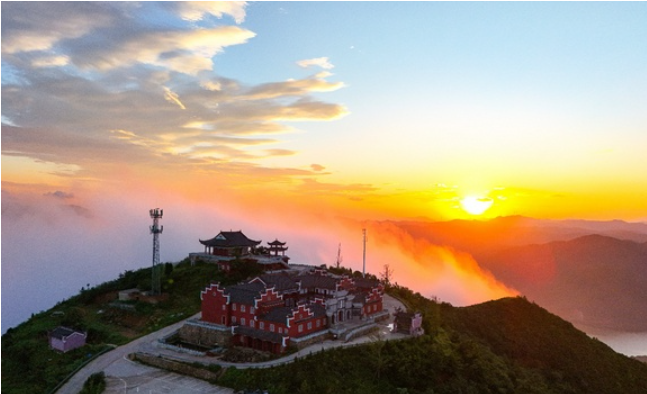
[3, 2, 647, 332]
[460, 196, 494, 216]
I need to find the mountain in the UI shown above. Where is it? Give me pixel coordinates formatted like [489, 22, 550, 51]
[479, 234, 647, 331]
[392, 217, 647, 332]
[398, 216, 647, 258]
[219, 294, 647, 394]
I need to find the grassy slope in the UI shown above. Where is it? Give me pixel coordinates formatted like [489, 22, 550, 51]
[4, 263, 647, 394]
[1, 259, 237, 394]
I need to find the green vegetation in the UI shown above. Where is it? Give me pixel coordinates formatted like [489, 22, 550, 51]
[217, 287, 647, 394]
[4, 260, 647, 394]
[78, 372, 106, 394]
[1, 258, 241, 394]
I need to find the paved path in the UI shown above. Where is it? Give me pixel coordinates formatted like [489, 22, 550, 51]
[57, 295, 406, 394]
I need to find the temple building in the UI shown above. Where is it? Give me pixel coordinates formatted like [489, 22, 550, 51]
[267, 239, 288, 256]
[189, 230, 289, 271]
[199, 231, 261, 257]
[179, 268, 387, 354]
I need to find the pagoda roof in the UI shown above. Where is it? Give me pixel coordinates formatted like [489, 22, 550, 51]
[267, 239, 286, 246]
[200, 231, 261, 248]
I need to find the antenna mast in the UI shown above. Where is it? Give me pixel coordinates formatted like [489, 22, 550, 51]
[336, 243, 343, 269]
[149, 208, 163, 295]
[362, 228, 367, 278]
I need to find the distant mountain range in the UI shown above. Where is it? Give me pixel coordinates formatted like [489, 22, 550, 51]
[392, 216, 647, 332]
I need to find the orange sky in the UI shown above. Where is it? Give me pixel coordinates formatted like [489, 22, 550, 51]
[3, 2, 647, 331]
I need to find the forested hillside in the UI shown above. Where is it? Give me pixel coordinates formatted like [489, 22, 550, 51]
[4, 261, 647, 394]
[220, 288, 647, 394]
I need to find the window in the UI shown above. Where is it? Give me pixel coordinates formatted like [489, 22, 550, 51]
[232, 316, 237, 324]
[260, 322, 265, 329]
[270, 324, 275, 332]
[232, 303, 237, 311]
[250, 307, 255, 314]
[316, 319, 320, 328]
[241, 305, 246, 313]
[298, 324, 303, 333]
[241, 318, 246, 325]
[307, 322, 312, 330]
[278, 327, 282, 334]
[222, 304, 226, 311]
[250, 320, 255, 328]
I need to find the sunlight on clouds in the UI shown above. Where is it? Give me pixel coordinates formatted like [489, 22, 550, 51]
[201, 80, 222, 91]
[77, 27, 256, 75]
[2, 155, 81, 185]
[163, 86, 187, 110]
[177, 1, 248, 24]
[31, 55, 70, 68]
[182, 121, 214, 130]
[297, 57, 335, 69]
[244, 73, 345, 100]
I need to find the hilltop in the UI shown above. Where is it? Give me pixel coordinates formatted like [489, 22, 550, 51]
[219, 290, 647, 394]
[3, 259, 647, 394]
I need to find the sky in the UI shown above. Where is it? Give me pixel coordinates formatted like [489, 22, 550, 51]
[2, 2, 647, 331]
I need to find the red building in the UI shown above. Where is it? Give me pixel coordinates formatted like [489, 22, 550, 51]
[199, 231, 261, 258]
[200, 269, 385, 353]
[191, 231, 289, 271]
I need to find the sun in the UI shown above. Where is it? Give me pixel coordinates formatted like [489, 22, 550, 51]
[460, 195, 494, 215]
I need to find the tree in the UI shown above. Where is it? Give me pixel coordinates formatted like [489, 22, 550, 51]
[380, 264, 394, 288]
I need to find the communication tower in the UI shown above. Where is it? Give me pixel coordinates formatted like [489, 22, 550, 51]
[149, 208, 163, 295]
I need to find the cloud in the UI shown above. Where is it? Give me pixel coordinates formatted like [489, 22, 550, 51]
[311, 164, 326, 172]
[71, 26, 256, 75]
[45, 190, 74, 199]
[297, 57, 335, 70]
[1, 2, 114, 54]
[163, 86, 187, 110]
[31, 55, 70, 68]
[175, 1, 248, 24]
[1, 2, 350, 202]
[244, 73, 345, 100]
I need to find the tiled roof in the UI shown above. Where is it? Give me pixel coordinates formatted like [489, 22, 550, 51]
[234, 325, 286, 344]
[199, 231, 261, 247]
[256, 272, 299, 292]
[308, 303, 327, 318]
[298, 274, 338, 290]
[261, 306, 293, 324]
[354, 277, 380, 289]
[225, 282, 265, 305]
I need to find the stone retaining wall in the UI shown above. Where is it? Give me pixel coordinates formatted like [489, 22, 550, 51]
[289, 330, 331, 350]
[178, 321, 231, 348]
[131, 352, 219, 382]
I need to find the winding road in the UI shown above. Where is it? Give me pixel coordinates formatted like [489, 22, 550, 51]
[56, 295, 406, 394]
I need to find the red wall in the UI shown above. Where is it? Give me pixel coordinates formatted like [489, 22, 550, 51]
[201, 283, 229, 325]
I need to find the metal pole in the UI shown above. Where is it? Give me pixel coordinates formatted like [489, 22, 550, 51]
[362, 228, 366, 278]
